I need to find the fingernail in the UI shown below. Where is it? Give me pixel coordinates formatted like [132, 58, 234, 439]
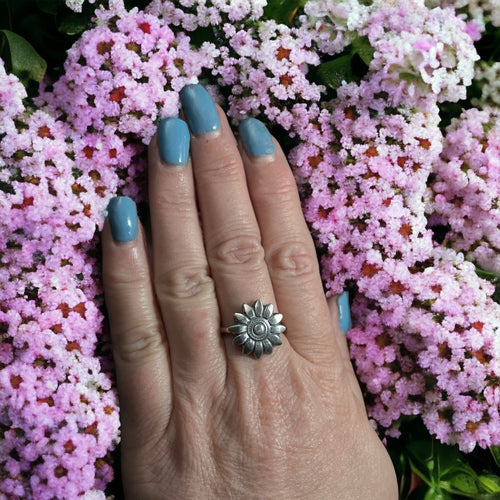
[107, 196, 138, 242]
[337, 291, 352, 334]
[158, 117, 190, 166]
[179, 84, 221, 135]
[239, 117, 275, 157]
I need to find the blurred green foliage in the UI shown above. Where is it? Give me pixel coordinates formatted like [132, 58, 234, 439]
[388, 417, 500, 499]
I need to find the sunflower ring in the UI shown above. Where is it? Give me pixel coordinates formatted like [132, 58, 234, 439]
[224, 300, 286, 359]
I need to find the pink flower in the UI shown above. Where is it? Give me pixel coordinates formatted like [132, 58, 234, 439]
[426, 107, 500, 273]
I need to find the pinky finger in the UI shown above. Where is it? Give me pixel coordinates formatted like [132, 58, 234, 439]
[102, 196, 171, 450]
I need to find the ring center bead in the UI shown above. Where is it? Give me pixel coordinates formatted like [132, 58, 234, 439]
[248, 318, 269, 341]
[254, 324, 265, 335]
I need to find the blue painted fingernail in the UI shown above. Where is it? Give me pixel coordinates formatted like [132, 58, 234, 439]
[107, 196, 138, 242]
[239, 118, 275, 157]
[179, 84, 220, 135]
[158, 118, 190, 166]
[337, 291, 352, 335]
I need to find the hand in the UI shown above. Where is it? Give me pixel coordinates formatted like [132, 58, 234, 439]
[101, 84, 398, 499]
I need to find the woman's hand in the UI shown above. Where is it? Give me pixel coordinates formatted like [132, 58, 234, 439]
[101, 84, 398, 499]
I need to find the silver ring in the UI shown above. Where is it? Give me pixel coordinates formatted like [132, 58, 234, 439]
[224, 299, 286, 359]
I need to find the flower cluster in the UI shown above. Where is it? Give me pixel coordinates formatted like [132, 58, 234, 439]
[349, 246, 500, 452]
[426, 107, 500, 274]
[298, 0, 370, 56]
[147, 0, 266, 29]
[212, 20, 324, 130]
[287, 0, 499, 451]
[0, 59, 119, 498]
[363, 0, 479, 104]
[149, 0, 326, 133]
[290, 78, 442, 296]
[298, 0, 479, 104]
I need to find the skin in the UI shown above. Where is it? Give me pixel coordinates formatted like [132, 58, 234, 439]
[101, 103, 399, 499]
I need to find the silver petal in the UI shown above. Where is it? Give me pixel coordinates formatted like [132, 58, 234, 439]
[263, 303, 273, 318]
[254, 299, 264, 317]
[234, 312, 250, 324]
[233, 334, 249, 346]
[242, 339, 255, 354]
[269, 313, 283, 325]
[262, 338, 273, 353]
[271, 324, 286, 334]
[269, 334, 282, 345]
[228, 324, 247, 335]
[243, 303, 256, 318]
[253, 341, 263, 359]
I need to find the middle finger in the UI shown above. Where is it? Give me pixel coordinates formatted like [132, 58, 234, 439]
[180, 85, 287, 364]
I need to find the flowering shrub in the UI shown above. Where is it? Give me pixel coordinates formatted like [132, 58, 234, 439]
[1, 0, 499, 496]
[0, 59, 119, 498]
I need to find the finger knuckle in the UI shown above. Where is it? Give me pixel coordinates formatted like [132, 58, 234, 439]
[155, 264, 215, 301]
[199, 150, 242, 180]
[112, 322, 166, 365]
[260, 174, 298, 202]
[267, 242, 318, 280]
[103, 253, 150, 290]
[150, 188, 193, 216]
[211, 233, 265, 269]
[103, 271, 150, 295]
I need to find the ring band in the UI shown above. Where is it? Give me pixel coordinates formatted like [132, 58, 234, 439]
[223, 299, 286, 359]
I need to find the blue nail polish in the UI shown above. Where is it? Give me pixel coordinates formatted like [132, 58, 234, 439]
[239, 118, 275, 157]
[179, 84, 221, 135]
[337, 291, 352, 335]
[107, 196, 138, 242]
[158, 118, 190, 165]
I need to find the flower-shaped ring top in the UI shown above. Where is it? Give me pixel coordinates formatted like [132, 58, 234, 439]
[227, 300, 286, 359]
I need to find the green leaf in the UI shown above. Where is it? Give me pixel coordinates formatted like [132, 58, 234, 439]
[0, 29, 46, 84]
[491, 447, 500, 469]
[400, 71, 421, 84]
[57, 11, 89, 35]
[407, 441, 434, 484]
[436, 445, 462, 479]
[425, 489, 453, 500]
[35, 0, 58, 15]
[446, 471, 479, 494]
[478, 474, 500, 494]
[263, 0, 306, 25]
[388, 444, 413, 499]
[351, 35, 374, 66]
[476, 268, 500, 281]
[316, 54, 354, 90]
[407, 439, 468, 490]
[408, 485, 453, 500]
